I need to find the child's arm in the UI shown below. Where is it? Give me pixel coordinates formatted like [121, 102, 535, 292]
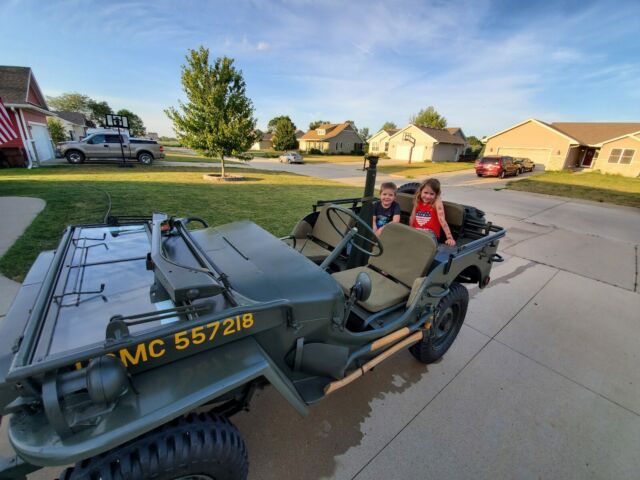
[435, 199, 456, 246]
[391, 203, 401, 224]
[409, 204, 417, 226]
[372, 216, 378, 233]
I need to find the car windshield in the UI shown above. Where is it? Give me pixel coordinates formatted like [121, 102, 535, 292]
[480, 157, 500, 164]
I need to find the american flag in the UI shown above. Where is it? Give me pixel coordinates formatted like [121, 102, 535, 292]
[0, 97, 19, 145]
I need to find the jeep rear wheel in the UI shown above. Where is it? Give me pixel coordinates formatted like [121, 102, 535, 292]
[66, 150, 85, 164]
[409, 283, 468, 364]
[59, 412, 248, 480]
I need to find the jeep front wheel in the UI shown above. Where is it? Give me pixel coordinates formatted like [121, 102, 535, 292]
[65, 150, 85, 164]
[410, 282, 468, 364]
[59, 412, 248, 480]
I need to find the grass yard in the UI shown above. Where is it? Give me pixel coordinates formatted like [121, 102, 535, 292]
[0, 166, 361, 281]
[377, 161, 474, 178]
[507, 171, 640, 209]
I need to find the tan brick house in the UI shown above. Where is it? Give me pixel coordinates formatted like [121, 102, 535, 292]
[299, 122, 365, 154]
[484, 119, 640, 176]
[386, 124, 467, 162]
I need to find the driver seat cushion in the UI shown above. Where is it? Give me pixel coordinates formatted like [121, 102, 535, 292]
[332, 223, 438, 312]
[284, 205, 355, 261]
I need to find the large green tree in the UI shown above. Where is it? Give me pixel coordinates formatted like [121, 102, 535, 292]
[116, 108, 146, 136]
[410, 106, 447, 129]
[46, 92, 114, 127]
[381, 121, 397, 130]
[47, 118, 67, 143]
[267, 115, 292, 133]
[87, 100, 113, 126]
[359, 127, 370, 140]
[272, 117, 298, 150]
[165, 47, 258, 178]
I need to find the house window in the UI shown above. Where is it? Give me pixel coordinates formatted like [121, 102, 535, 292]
[608, 148, 635, 164]
[372, 142, 378, 151]
[384, 142, 389, 152]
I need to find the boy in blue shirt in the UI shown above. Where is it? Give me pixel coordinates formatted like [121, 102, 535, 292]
[372, 182, 401, 236]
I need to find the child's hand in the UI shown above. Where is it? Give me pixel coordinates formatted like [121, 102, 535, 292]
[445, 237, 456, 247]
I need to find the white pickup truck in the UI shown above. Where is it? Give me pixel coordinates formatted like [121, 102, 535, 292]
[58, 132, 165, 165]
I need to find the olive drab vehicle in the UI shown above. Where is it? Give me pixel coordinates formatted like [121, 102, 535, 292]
[0, 156, 505, 479]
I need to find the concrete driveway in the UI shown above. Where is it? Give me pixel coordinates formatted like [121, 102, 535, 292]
[0, 162, 638, 479]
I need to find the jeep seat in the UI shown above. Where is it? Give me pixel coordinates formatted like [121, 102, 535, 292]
[331, 222, 437, 312]
[396, 193, 465, 239]
[283, 205, 355, 262]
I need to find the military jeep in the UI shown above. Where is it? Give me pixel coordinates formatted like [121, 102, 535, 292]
[0, 157, 504, 479]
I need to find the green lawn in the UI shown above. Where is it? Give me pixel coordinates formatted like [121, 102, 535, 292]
[0, 166, 361, 281]
[377, 161, 474, 178]
[507, 171, 640, 208]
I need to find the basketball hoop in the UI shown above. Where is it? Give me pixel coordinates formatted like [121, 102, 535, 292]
[105, 114, 129, 129]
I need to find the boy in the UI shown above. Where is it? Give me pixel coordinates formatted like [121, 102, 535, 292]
[373, 182, 401, 236]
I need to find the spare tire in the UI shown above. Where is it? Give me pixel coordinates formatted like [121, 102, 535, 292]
[397, 182, 421, 195]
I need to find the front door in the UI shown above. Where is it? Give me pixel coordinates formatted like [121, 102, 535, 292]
[85, 134, 109, 158]
[582, 148, 596, 167]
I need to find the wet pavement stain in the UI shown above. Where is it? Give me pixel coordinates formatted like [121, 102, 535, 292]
[232, 352, 428, 480]
[468, 260, 537, 299]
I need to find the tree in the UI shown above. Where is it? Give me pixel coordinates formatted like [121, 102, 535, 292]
[165, 47, 258, 178]
[381, 121, 397, 130]
[116, 108, 146, 136]
[46, 93, 113, 127]
[345, 120, 358, 132]
[467, 135, 483, 149]
[47, 118, 67, 143]
[309, 120, 329, 130]
[267, 115, 293, 133]
[87, 100, 112, 126]
[46, 93, 91, 113]
[410, 106, 447, 129]
[272, 117, 298, 150]
[359, 127, 370, 140]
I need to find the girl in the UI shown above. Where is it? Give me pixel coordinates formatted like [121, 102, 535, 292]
[410, 178, 456, 246]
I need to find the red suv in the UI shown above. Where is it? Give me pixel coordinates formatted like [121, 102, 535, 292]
[475, 156, 520, 178]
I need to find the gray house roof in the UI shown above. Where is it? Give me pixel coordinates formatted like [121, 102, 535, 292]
[54, 111, 89, 126]
[0, 66, 48, 110]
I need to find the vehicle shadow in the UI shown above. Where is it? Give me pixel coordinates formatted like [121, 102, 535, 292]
[232, 351, 428, 480]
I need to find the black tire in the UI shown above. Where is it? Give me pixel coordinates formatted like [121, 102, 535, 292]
[397, 182, 421, 195]
[59, 412, 248, 480]
[476, 173, 482, 177]
[137, 151, 154, 165]
[530, 164, 535, 171]
[65, 150, 85, 164]
[409, 283, 468, 364]
[499, 170, 506, 179]
[518, 167, 523, 175]
[515, 168, 520, 176]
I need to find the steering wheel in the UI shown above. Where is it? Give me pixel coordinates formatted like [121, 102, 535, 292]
[325, 205, 383, 257]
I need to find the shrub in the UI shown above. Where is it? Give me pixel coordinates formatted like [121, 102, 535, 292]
[309, 148, 322, 155]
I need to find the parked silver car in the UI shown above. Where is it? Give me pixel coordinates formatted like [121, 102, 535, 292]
[278, 152, 304, 164]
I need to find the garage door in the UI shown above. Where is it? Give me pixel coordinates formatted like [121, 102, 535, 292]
[30, 124, 55, 162]
[497, 147, 550, 166]
[394, 145, 412, 161]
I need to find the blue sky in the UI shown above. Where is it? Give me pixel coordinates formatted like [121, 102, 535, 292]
[1, 0, 639, 137]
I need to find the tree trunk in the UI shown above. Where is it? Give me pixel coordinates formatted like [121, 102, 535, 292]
[220, 154, 226, 178]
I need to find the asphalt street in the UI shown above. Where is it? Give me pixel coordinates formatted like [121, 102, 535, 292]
[0, 160, 638, 479]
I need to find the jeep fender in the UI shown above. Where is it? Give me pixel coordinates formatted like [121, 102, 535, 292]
[10, 337, 307, 467]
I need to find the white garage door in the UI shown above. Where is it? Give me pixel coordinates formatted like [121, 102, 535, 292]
[394, 145, 412, 161]
[497, 147, 550, 166]
[30, 124, 55, 162]
[412, 145, 425, 161]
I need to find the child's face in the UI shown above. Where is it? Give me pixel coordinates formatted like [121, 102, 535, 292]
[380, 188, 396, 207]
[420, 185, 437, 204]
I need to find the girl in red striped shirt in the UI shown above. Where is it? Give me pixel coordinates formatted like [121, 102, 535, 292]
[410, 178, 456, 246]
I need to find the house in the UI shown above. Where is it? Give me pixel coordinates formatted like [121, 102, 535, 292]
[299, 122, 365, 154]
[386, 124, 467, 162]
[250, 131, 273, 150]
[368, 128, 399, 156]
[484, 119, 640, 176]
[53, 111, 91, 140]
[0, 65, 55, 166]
